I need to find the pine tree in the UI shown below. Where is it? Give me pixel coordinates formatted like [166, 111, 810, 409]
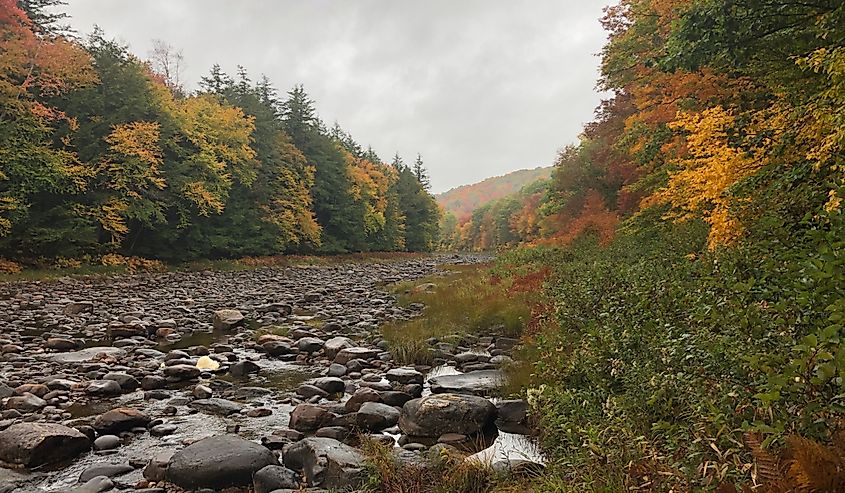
[413, 154, 431, 189]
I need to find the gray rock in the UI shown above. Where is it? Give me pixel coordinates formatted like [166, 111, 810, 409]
[334, 347, 378, 365]
[63, 301, 94, 315]
[166, 434, 278, 489]
[297, 337, 325, 354]
[93, 435, 120, 450]
[310, 377, 345, 394]
[212, 309, 245, 330]
[324, 336, 354, 359]
[0, 422, 90, 467]
[428, 370, 504, 396]
[230, 360, 261, 377]
[86, 380, 122, 396]
[143, 451, 173, 482]
[399, 393, 496, 437]
[78, 463, 133, 482]
[253, 464, 300, 493]
[356, 402, 400, 431]
[386, 367, 424, 385]
[327, 363, 347, 377]
[283, 437, 365, 489]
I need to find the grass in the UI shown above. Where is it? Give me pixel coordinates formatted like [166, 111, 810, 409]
[380, 264, 532, 367]
[253, 325, 290, 340]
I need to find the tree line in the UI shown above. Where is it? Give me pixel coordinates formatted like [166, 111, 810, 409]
[0, 0, 440, 263]
[449, 0, 844, 254]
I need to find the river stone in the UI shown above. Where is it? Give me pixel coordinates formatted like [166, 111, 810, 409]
[253, 464, 300, 493]
[386, 367, 424, 385]
[86, 380, 122, 396]
[324, 337, 354, 359]
[356, 402, 401, 431]
[188, 398, 245, 416]
[399, 393, 496, 437]
[289, 404, 336, 432]
[93, 407, 151, 434]
[0, 383, 12, 399]
[334, 347, 377, 366]
[212, 309, 245, 330]
[93, 435, 120, 450]
[297, 337, 325, 354]
[428, 370, 504, 396]
[143, 451, 173, 482]
[48, 347, 126, 364]
[0, 422, 90, 467]
[164, 364, 201, 380]
[63, 301, 94, 315]
[78, 463, 133, 482]
[166, 434, 278, 489]
[45, 337, 79, 351]
[4, 392, 46, 412]
[282, 437, 365, 489]
[310, 377, 345, 394]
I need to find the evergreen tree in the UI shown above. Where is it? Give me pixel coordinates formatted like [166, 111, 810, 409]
[413, 154, 431, 189]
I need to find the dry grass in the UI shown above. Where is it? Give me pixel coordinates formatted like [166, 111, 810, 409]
[381, 264, 532, 366]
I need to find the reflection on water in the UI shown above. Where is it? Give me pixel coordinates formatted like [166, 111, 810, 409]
[157, 328, 229, 350]
[470, 432, 545, 465]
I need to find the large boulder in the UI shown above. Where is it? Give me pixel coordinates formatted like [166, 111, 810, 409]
[166, 435, 277, 489]
[283, 437, 365, 489]
[428, 370, 504, 396]
[0, 423, 90, 467]
[212, 309, 245, 331]
[356, 402, 400, 431]
[399, 393, 496, 437]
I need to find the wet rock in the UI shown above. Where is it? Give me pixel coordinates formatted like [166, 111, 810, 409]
[93, 435, 120, 450]
[143, 451, 173, 482]
[289, 404, 336, 432]
[140, 375, 166, 390]
[283, 437, 365, 489]
[78, 462, 133, 482]
[327, 363, 347, 377]
[166, 434, 278, 489]
[297, 337, 325, 354]
[356, 402, 400, 431]
[310, 377, 345, 394]
[188, 398, 245, 416]
[296, 384, 328, 399]
[0, 422, 90, 467]
[86, 380, 122, 396]
[495, 399, 530, 434]
[344, 387, 381, 412]
[66, 476, 113, 493]
[164, 364, 201, 380]
[45, 337, 79, 351]
[428, 370, 504, 396]
[230, 360, 261, 377]
[212, 309, 245, 331]
[248, 407, 272, 418]
[399, 394, 496, 437]
[253, 464, 300, 493]
[263, 340, 293, 357]
[4, 392, 46, 412]
[103, 372, 140, 391]
[93, 408, 151, 434]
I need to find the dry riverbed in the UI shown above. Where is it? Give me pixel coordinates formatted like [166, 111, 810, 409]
[0, 255, 540, 493]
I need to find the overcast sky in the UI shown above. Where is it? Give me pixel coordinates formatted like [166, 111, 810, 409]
[61, 0, 613, 193]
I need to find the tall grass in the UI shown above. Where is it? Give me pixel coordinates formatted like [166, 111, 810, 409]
[381, 264, 532, 366]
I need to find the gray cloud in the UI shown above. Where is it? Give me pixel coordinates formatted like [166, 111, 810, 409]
[61, 0, 612, 192]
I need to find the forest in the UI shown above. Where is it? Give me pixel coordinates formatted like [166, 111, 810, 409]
[0, 0, 440, 265]
[464, 0, 844, 490]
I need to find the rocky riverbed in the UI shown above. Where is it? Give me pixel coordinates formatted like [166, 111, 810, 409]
[0, 255, 540, 493]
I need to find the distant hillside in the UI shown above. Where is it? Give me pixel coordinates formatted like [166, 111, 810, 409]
[437, 167, 553, 220]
